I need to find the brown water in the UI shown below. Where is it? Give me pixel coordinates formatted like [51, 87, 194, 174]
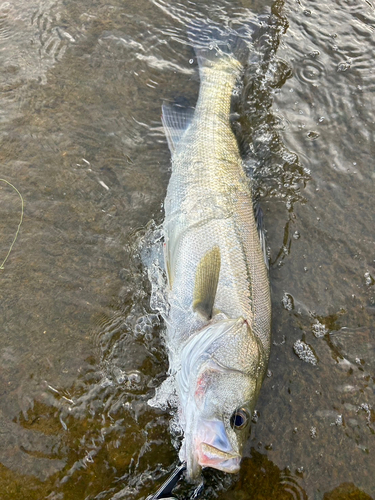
[0, 0, 374, 499]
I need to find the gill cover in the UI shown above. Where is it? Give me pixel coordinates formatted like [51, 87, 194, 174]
[177, 318, 265, 478]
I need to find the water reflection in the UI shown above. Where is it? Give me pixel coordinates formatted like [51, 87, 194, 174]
[220, 452, 308, 500]
[323, 482, 373, 500]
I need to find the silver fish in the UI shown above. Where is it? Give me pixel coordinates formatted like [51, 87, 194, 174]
[153, 23, 271, 480]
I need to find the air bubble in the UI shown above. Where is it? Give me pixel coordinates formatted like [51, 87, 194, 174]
[293, 340, 317, 365]
[312, 321, 327, 338]
[334, 414, 343, 426]
[297, 59, 325, 84]
[364, 272, 374, 286]
[293, 230, 300, 240]
[357, 403, 372, 423]
[282, 292, 294, 311]
[307, 131, 319, 140]
[134, 314, 154, 336]
[113, 367, 126, 384]
[337, 61, 351, 72]
[127, 370, 142, 385]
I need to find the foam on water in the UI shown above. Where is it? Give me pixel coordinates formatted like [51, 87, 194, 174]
[293, 340, 318, 366]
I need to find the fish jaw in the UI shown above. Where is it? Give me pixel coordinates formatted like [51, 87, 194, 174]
[181, 414, 241, 478]
[195, 418, 241, 473]
[198, 443, 240, 473]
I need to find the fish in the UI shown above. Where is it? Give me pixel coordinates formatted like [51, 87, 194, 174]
[151, 22, 271, 480]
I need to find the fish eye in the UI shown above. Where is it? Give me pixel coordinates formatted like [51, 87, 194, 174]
[230, 408, 249, 430]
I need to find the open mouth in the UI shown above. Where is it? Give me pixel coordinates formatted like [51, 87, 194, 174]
[198, 443, 241, 472]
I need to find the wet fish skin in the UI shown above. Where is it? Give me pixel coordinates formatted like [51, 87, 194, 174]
[159, 24, 271, 479]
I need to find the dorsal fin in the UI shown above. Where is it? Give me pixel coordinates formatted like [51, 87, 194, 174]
[161, 103, 194, 153]
[193, 246, 221, 320]
[254, 201, 269, 269]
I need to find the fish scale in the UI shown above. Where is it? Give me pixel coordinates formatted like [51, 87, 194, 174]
[152, 22, 271, 479]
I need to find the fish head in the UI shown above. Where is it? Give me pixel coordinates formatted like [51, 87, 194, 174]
[178, 318, 266, 479]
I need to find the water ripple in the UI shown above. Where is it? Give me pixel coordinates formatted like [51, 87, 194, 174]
[0, 2, 14, 40]
[280, 472, 308, 500]
[296, 57, 326, 85]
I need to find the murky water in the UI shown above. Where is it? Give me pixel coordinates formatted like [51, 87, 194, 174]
[0, 0, 374, 498]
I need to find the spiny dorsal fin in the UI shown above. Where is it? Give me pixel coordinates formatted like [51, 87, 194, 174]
[161, 103, 194, 153]
[193, 246, 221, 320]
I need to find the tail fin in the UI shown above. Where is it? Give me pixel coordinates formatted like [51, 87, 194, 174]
[187, 21, 250, 72]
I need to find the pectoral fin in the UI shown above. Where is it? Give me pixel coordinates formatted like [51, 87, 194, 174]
[193, 246, 221, 320]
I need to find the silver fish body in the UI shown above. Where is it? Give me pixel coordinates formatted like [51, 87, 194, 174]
[157, 25, 271, 479]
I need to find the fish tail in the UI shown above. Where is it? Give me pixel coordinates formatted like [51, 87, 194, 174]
[187, 21, 250, 74]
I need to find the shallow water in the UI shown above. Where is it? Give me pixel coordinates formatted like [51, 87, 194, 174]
[0, 0, 374, 499]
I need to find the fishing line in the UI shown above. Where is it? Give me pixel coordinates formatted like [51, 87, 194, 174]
[0, 179, 24, 269]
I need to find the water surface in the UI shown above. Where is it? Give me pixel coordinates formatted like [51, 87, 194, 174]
[0, 0, 374, 499]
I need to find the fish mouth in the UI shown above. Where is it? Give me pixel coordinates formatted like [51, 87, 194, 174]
[197, 442, 241, 473]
